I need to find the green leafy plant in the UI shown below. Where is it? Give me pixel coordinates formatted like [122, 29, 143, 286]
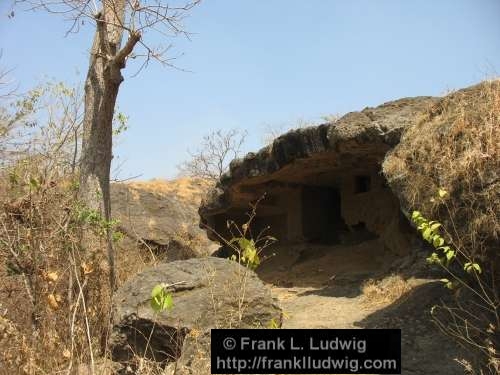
[202, 195, 277, 271]
[229, 237, 261, 270]
[266, 318, 280, 329]
[201, 195, 281, 328]
[74, 204, 122, 241]
[224, 195, 277, 270]
[411, 188, 483, 288]
[411, 188, 498, 373]
[150, 284, 174, 313]
[111, 231, 125, 243]
[112, 110, 129, 136]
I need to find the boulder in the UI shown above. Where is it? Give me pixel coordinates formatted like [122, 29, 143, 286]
[111, 178, 218, 264]
[109, 257, 281, 369]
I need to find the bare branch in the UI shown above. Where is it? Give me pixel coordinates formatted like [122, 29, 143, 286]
[0, 51, 18, 99]
[178, 129, 248, 182]
[114, 29, 141, 66]
[16, 0, 202, 71]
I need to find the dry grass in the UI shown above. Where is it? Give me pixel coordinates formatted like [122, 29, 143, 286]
[384, 79, 500, 374]
[0, 162, 113, 374]
[127, 177, 213, 203]
[0, 81, 117, 374]
[383, 79, 500, 260]
[361, 274, 412, 308]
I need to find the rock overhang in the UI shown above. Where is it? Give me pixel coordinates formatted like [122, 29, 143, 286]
[199, 95, 439, 254]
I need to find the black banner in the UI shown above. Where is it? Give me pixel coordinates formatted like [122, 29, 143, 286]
[211, 328, 401, 374]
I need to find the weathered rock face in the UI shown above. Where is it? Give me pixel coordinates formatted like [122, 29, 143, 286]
[109, 257, 281, 368]
[200, 96, 438, 256]
[111, 178, 218, 261]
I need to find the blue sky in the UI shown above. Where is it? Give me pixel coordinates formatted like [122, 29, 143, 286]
[1, 0, 499, 180]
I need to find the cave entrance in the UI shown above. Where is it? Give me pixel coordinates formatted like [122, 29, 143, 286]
[205, 168, 413, 264]
[301, 186, 348, 244]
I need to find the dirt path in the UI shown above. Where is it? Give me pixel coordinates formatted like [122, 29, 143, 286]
[256, 240, 469, 375]
[258, 239, 397, 329]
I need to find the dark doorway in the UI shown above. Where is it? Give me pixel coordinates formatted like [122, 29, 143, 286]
[302, 186, 347, 244]
[355, 175, 371, 193]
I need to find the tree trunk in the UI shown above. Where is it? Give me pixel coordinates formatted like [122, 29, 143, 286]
[79, 4, 138, 291]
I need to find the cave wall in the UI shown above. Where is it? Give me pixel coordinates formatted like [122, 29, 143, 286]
[339, 169, 411, 256]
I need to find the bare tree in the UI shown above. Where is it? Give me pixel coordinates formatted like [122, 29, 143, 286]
[0, 81, 84, 172]
[15, 0, 201, 289]
[0, 53, 18, 163]
[178, 128, 248, 182]
[0, 51, 17, 99]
